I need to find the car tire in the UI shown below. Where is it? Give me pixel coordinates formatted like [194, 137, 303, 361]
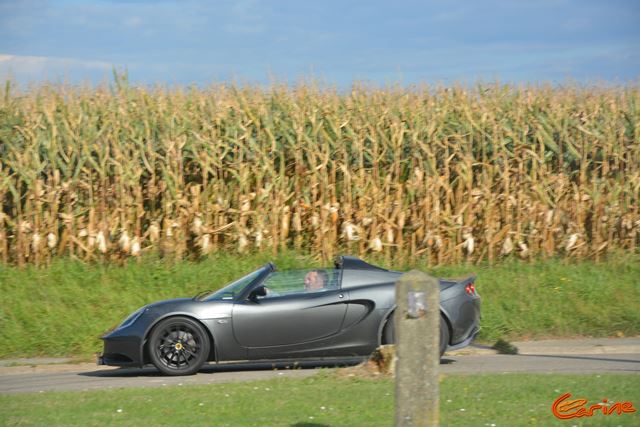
[439, 315, 450, 357]
[382, 315, 395, 345]
[382, 313, 449, 358]
[148, 316, 210, 376]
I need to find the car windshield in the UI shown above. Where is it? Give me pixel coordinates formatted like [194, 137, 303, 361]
[197, 266, 267, 301]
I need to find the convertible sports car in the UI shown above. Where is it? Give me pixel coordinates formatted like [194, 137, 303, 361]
[99, 256, 481, 376]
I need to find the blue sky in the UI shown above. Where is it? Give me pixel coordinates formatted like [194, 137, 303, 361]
[1, 0, 639, 86]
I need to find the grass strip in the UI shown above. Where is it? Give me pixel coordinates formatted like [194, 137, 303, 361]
[1, 373, 638, 426]
[1, 252, 638, 358]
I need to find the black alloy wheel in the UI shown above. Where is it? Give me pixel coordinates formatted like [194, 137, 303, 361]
[148, 316, 210, 376]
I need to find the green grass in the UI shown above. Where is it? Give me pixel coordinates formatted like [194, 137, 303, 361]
[0, 251, 638, 359]
[1, 373, 638, 426]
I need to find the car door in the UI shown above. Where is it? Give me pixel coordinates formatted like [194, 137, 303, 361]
[231, 269, 347, 348]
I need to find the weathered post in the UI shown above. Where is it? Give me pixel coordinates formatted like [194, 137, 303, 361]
[395, 270, 440, 426]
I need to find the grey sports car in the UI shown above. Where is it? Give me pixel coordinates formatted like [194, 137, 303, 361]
[99, 256, 481, 376]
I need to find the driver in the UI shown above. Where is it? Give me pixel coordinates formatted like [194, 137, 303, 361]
[304, 270, 326, 292]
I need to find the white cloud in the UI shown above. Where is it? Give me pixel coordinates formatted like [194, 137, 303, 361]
[123, 16, 143, 28]
[0, 54, 113, 83]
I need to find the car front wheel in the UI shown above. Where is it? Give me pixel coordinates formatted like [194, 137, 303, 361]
[148, 316, 210, 376]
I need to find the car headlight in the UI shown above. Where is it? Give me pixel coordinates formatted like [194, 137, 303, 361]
[116, 307, 147, 330]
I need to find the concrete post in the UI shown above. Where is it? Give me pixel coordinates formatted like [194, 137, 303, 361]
[395, 270, 440, 426]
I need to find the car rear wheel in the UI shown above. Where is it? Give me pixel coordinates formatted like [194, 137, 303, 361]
[439, 316, 450, 357]
[148, 316, 210, 376]
[382, 314, 449, 358]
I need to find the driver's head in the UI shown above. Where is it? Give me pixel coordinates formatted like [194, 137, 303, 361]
[304, 270, 325, 291]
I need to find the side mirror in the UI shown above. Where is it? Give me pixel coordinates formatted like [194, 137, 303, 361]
[249, 286, 267, 300]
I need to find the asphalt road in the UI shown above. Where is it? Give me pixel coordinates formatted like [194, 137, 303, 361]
[1, 338, 638, 394]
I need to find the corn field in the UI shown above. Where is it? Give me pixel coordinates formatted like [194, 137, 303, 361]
[0, 78, 638, 266]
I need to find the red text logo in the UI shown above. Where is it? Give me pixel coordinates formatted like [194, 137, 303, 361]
[552, 393, 636, 419]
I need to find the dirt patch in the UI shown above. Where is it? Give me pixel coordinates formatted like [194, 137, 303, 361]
[0, 363, 115, 376]
[336, 345, 396, 380]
